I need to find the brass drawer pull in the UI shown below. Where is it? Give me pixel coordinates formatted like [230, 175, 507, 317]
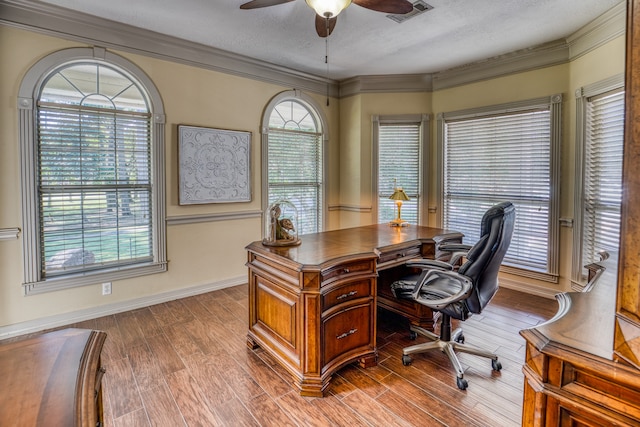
[336, 290, 358, 300]
[396, 252, 406, 257]
[336, 328, 358, 340]
[343, 267, 350, 274]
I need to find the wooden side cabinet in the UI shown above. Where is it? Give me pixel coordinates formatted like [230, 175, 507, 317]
[0, 328, 107, 427]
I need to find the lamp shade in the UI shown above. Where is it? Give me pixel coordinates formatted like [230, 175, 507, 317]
[389, 187, 410, 201]
[305, 0, 351, 18]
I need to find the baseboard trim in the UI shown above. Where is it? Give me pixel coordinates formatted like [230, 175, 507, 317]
[0, 275, 246, 340]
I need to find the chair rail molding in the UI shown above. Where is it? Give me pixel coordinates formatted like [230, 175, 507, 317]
[0, 228, 20, 241]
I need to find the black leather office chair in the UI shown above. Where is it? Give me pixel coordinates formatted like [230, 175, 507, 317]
[391, 201, 516, 390]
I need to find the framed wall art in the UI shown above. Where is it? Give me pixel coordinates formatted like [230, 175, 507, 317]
[178, 125, 251, 204]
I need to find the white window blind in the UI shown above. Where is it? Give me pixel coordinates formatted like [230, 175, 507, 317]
[38, 105, 153, 277]
[267, 100, 323, 235]
[581, 90, 624, 267]
[444, 109, 552, 272]
[378, 122, 420, 224]
[36, 62, 153, 278]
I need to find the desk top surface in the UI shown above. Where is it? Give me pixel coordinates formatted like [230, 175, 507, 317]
[246, 224, 461, 267]
[521, 255, 618, 360]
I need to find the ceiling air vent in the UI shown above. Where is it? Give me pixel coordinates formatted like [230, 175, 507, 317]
[387, 0, 433, 23]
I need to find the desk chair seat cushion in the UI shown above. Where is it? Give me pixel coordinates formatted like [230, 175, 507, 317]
[392, 270, 474, 320]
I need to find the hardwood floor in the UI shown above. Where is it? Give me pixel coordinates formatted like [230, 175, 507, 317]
[7, 286, 557, 426]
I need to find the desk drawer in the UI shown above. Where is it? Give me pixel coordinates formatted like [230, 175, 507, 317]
[321, 259, 374, 283]
[322, 303, 372, 364]
[377, 246, 421, 266]
[322, 279, 372, 311]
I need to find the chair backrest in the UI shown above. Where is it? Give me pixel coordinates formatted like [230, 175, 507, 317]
[457, 201, 516, 314]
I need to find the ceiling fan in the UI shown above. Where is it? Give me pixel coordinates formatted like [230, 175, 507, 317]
[240, 0, 414, 37]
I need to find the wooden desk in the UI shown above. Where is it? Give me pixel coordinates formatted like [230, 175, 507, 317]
[245, 224, 461, 397]
[520, 255, 640, 425]
[0, 328, 107, 427]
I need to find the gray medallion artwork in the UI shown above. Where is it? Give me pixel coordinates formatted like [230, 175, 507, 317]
[178, 125, 251, 204]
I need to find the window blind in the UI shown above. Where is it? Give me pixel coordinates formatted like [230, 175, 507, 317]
[444, 109, 551, 271]
[582, 90, 624, 267]
[378, 122, 420, 224]
[267, 128, 322, 234]
[38, 104, 153, 277]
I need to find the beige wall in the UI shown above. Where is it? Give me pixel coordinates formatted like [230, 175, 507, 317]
[0, 26, 340, 330]
[0, 22, 626, 332]
[337, 35, 626, 295]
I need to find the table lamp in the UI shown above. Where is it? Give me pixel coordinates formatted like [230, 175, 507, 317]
[389, 180, 410, 227]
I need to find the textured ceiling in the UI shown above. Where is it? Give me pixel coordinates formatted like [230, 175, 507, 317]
[39, 0, 623, 80]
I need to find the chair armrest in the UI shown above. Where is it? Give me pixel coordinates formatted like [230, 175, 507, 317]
[412, 270, 473, 311]
[406, 259, 454, 270]
[438, 243, 473, 252]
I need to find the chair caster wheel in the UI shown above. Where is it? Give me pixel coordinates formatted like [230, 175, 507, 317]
[456, 377, 468, 390]
[454, 334, 465, 344]
[409, 331, 417, 340]
[402, 355, 412, 366]
[492, 359, 502, 371]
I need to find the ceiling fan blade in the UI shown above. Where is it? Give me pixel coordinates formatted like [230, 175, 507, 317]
[315, 15, 337, 38]
[353, 0, 413, 14]
[240, 0, 294, 10]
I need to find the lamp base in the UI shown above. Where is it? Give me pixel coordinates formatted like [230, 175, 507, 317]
[389, 220, 409, 227]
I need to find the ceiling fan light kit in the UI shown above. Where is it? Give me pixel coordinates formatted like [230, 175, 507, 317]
[240, 0, 415, 38]
[305, 0, 351, 18]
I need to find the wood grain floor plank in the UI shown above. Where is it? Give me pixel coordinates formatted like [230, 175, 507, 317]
[145, 333, 186, 375]
[275, 392, 336, 427]
[14, 285, 553, 426]
[244, 393, 298, 427]
[165, 369, 222, 426]
[181, 352, 237, 407]
[113, 409, 151, 427]
[103, 357, 144, 418]
[127, 343, 165, 391]
[312, 393, 371, 426]
[210, 397, 260, 427]
[162, 323, 201, 359]
[139, 382, 186, 427]
[132, 307, 164, 338]
[341, 389, 412, 427]
[374, 389, 447, 427]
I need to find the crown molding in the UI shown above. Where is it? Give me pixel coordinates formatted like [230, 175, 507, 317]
[0, 0, 625, 97]
[566, 0, 626, 60]
[0, 0, 339, 97]
[339, 74, 433, 98]
[432, 40, 571, 91]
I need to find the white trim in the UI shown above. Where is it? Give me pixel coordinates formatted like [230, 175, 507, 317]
[0, 228, 20, 240]
[0, 0, 336, 97]
[0, 0, 624, 97]
[261, 90, 329, 235]
[371, 114, 430, 225]
[566, 1, 626, 61]
[327, 205, 372, 213]
[1, 276, 246, 340]
[436, 94, 563, 282]
[18, 47, 167, 294]
[167, 210, 262, 226]
[571, 74, 625, 286]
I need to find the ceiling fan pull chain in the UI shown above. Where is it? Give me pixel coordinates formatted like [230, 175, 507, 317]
[325, 18, 330, 106]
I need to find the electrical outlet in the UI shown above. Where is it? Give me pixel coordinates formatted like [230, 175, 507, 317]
[101, 282, 112, 295]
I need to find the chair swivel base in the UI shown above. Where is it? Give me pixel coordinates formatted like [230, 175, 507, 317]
[401, 325, 502, 390]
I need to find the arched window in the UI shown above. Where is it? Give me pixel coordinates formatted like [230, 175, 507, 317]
[262, 91, 327, 235]
[18, 47, 166, 295]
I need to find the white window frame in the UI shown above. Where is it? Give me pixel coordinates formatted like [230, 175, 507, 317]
[260, 90, 328, 234]
[436, 94, 562, 283]
[572, 74, 625, 289]
[372, 114, 429, 225]
[18, 47, 167, 295]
